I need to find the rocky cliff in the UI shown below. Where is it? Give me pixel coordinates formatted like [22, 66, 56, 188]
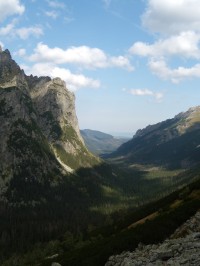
[0, 47, 98, 202]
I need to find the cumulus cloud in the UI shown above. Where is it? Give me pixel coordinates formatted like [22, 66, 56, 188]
[129, 0, 200, 83]
[23, 63, 100, 91]
[149, 59, 200, 83]
[129, 31, 200, 59]
[0, 0, 25, 22]
[0, 20, 43, 40]
[110, 56, 134, 71]
[142, 0, 200, 35]
[129, 88, 163, 101]
[29, 43, 134, 71]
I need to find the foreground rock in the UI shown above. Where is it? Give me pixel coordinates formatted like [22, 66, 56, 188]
[105, 211, 200, 266]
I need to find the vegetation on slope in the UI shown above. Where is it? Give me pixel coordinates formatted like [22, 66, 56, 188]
[2, 168, 200, 266]
[81, 129, 129, 156]
[110, 107, 200, 169]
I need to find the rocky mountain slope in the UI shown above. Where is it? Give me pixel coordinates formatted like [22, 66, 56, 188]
[105, 210, 200, 266]
[80, 129, 129, 155]
[109, 107, 200, 169]
[0, 47, 105, 250]
[0, 47, 98, 188]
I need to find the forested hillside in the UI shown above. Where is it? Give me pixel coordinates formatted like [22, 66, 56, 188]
[109, 107, 200, 169]
[81, 129, 129, 155]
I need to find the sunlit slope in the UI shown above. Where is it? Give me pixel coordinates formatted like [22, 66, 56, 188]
[110, 106, 200, 169]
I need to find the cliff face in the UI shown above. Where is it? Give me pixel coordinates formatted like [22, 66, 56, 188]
[0, 48, 98, 200]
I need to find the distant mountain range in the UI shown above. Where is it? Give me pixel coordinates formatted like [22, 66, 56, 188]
[81, 129, 130, 155]
[109, 106, 200, 169]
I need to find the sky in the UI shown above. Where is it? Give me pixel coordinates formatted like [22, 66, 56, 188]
[1, 0, 200, 136]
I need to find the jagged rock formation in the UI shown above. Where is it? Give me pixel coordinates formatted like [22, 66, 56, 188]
[0, 47, 108, 253]
[105, 210, 200, 266]
[0, 47, 99, 202]
[109, 107, 200, 169]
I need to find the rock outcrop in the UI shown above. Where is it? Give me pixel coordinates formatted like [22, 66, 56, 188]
[0, 47, 98, 201]
[105, 210, 200, 266]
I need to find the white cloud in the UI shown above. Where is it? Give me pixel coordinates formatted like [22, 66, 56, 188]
[149, 58, 200, 83]
[0, 0, 25, 22]
[52, 67, 100, 91]
[110, 56, 134, 71]
[129, 31, 200, 59]
[47, 0, 65, 9]
[45, 10, 58, 19]
[142, 0, 200, 35]
[0, 20, 43, 40]
[14, 48, 26, 57]
[0, 20, 16, 35]
[29, 43, 133, 70]
[130, 89, 154, 96]
[129, 1, 200, 82]
[16, 26, 43, 39]
[23, 63, 100, 91]
[128, 88, 164, 102]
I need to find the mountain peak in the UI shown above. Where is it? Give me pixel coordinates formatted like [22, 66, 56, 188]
[0, 47, 12, 60]
[0, 47, 22, 88]
[0, 47, 98, 185]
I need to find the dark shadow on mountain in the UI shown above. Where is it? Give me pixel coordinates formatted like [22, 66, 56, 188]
[0, 162, 142, 256]
[1, 158, 199, 261]
[107, 123, 200, 170]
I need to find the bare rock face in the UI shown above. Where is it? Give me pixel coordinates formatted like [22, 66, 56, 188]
[0, 49, 27, 89]
[0, 48, 98, 201]
[30, 76, 84, 145]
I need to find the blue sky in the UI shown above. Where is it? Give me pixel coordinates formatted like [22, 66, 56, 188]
[1, 0, 200, 136]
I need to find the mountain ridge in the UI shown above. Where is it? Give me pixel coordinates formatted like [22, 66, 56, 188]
[81, 129, 129, 155]
[109, 106, 200, 169]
